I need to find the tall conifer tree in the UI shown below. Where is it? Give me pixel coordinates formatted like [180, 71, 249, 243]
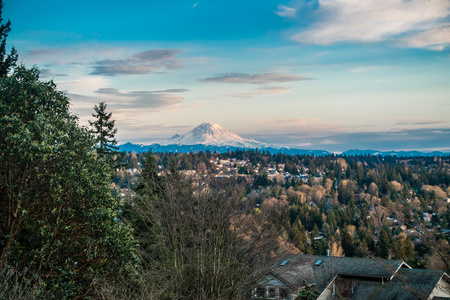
[89, 102, 118, 155]
[89, 102, 127, 171]
[0, 0, 17, 77]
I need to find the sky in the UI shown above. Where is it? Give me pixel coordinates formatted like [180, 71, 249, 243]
[4, 0, 450, 152]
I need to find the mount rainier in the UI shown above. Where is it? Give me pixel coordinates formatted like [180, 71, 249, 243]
[118, 122, 330, 156]
[166, 122, 268, 148]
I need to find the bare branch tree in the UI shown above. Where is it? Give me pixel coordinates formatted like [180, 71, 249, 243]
[125, 152, 279, 299]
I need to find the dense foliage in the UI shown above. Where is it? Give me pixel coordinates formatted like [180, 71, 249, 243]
[0, 67, 137, 298]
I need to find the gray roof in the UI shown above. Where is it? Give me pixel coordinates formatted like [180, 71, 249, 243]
[266, 254, 449, 300]
[352, 282, 426, 300]
[267, 254, 407, 293]
[352, 269, 447, 300]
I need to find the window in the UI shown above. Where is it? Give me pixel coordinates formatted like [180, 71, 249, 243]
[255, 286, 265, 298]
[280, 260, 289, 266]
[314, 259, 323, 266]
[280, 287, 290, 300]
[268, 286, 276, 299]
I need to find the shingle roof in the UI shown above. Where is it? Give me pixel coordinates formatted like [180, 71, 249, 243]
[267, 254, 406, 293]
[265, 254, 450, 299]
[352, 269, 447, 300]
[352, 282, 426, 300]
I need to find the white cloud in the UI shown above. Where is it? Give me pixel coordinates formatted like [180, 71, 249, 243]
[274, 5, 296, 17]
[93, 88, 185, 109]
[401, 24, 450, 50]
[288, 0, 450, 49]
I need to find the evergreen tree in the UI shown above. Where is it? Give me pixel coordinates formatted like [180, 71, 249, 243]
[378, 229, 391, 259]
[89, 102, 126, 170]
[442, 215, 448, 229]
[342, 230, 355, 257]
[296, 280, 320, 300]
[290, 219, 308, 253]
[311, 224, 326, 255]
[90, 102, 118, 155]
[0, 0, 17, 77]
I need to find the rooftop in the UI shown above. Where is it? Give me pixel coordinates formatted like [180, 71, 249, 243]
[265, 254, 449, 299]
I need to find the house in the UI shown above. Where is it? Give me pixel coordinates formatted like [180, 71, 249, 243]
[253, 254, 450, 300]
[423, 213, 432, 222]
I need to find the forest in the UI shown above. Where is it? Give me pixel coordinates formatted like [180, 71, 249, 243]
[116, 149, 450, 271]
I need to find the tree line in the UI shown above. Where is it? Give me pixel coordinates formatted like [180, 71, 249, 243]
[116, 148, 450, 273]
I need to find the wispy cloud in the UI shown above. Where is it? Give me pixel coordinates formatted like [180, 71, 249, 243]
[231, 86, 291, 99]
[26, 49, 62, 56]
[394, 118, 444, 126]
[94, 87, 186, 109]
[348, 65, 386, 73]
[39, 68, 67, 78]
[129, 93, 183, 109]
[283, 0, 450, 49]
[95, 88, 123, 95]
[401, 24, 450, 51]
[274, 5, 296, 17]
[269, 118, 320, 126]
[95, 88, 189, 96]
[242, 118, 343, 144]
[90, 49, 184, 76]
[373, 79, 390, 84]
[249, 125, 450, 151]
[199, 72, 309, 84]
[116, 123, 194, 144]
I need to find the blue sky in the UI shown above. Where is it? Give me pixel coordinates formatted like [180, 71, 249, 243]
[5, 0, 450, 152]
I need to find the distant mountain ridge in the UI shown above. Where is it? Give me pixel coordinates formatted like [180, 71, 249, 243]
[341, 149, 449, 157]
[118, 122, 450, 157]
[118, 142, 330, 156]
[118, 142, 448, 157]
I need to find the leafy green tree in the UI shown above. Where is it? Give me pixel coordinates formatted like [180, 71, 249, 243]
[0, 66, 137, 298]
[0, 0, 17, 77]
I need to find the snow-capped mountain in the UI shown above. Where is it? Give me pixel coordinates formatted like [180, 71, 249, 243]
[167, 122, 268, 148]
